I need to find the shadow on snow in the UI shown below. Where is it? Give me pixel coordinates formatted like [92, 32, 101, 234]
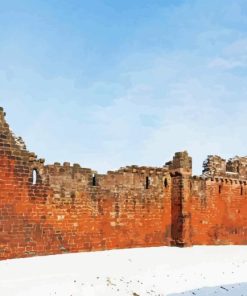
[168, 282, 247, 296]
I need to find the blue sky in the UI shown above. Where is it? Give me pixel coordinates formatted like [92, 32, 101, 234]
[1, 0, 247, 174]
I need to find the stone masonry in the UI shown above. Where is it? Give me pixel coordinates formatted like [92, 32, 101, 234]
[1, 106, 247, 260]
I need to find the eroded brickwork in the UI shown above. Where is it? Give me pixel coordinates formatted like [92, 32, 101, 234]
[1, 106, 247, 260]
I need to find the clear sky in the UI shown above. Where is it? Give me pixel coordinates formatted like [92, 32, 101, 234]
[1, 0, 247, 174]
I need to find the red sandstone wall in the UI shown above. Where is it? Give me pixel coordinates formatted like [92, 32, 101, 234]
[1, 106, 247, 261]
[0, 109, 172, 260]
[189, 177, 247, 245]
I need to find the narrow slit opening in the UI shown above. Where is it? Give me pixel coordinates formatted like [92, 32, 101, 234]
[32, 169, 37, 185]
[92, 174, 96, 186]
[146, 177, 150, 189]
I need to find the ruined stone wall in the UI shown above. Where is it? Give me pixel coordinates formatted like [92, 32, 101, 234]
[188, 177, 247, 245]
[0, 108, 172, 260]
[1, 106, 247, 260]
[203, 154, 247, 179]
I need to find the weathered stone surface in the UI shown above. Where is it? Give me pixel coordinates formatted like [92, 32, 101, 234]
[0, 106, 247, 260]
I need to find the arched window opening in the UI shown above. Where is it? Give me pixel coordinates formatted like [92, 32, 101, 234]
[145, 176, 150, 189]
[164, 178, 168, 188]
[92, 174, 96, 186]
[32, 169, 37, 185]
[241, 186, 243, 196]
[219, 184, 221, 194]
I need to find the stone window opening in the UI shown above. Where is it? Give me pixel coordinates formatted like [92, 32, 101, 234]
[241, 186, 243, 196]
[32, 169, 37, 185]
[219, 184, 222, 194]
[145, 176, 150, 189]
[92, 174, 96, 186]
[164, 178, 168, 188]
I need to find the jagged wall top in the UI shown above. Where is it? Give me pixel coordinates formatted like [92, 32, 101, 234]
[202, 154, 247, 179]
[168, 151, 192, 175]
[3, 105, 247, 181]
[0, 106, 37, 161]
[0, 107, 6, 123]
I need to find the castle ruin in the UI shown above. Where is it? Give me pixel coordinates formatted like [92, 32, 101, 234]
[1, 106, 247, 260]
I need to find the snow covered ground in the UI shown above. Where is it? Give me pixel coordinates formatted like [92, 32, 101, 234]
[0, 246, 247, 296]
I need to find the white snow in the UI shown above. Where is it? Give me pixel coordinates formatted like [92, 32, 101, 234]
[0, 246, 247, 296]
